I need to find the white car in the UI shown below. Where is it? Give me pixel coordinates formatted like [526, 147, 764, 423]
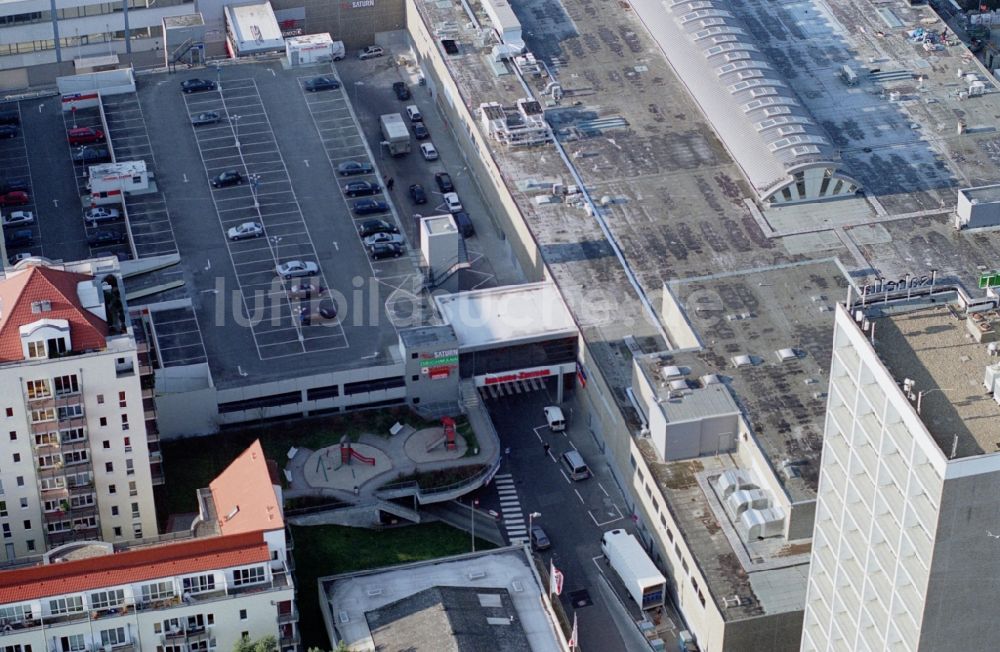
[276, 260, 318, 279]
[8, 252, 33, 265]
[358, 45, 384, 60]
[84, 206, 120, 225]
[362, 232, 405, 247]
[443, 192, 463, 213]
[2, 210, 34, 227]
[420, 142, 439, 161]
[227, 222, 263, 241]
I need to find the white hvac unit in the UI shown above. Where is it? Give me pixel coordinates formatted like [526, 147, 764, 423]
[984, 362, 1000, 394]
[726, 489, 769, 516]
[669, 379, 689, 392]
[659, 365, 684, 381]
[775, 347, 798, 362]
[701, 373, 722, 386]
[715, 469, 753, 499]
[741, 506, 785, 539]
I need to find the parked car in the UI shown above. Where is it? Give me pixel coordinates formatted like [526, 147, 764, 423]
[191, 111, 221, 126]
[530, 525, 551, 551]
[211, 170, 243, 188]
[0, 125, 17, 139]
[358, 45, 384, 60]
[305, 76, 340, 92]
[0, 178, 29, 193]
[6, 229, 32, 247]
[353, 199, 389, 215]
[413, 122, 429, 140]
[0, 110, 19, 125]
[227, 222, 263, 241]
[443, 192, 463, 213]
[453, 211, 475, 238]
[298, 300, 338, 323]
[87, 230, 125, 247]
[2, 211, 33, 227]
[67, 127, 104, 145]
[409, 183, 427, 204]
[357, 219, 399, 238]
[393, 82, 411, 100]
[287, 282, 326, 300]
[344, 180, 380, 197]
[363, 232, 404, 247]
[0, 191, 29, 207]
[8, 252, 32, 265]
[337, 161, 374, 176]
[181, 78, 216, 93]
[84, 207, 120, 225]
[369, 242, 404, 260]
[420, 142, 438, 160]
[435, 172, 454, 193]
[276, 260, 318, 279]
[72, 147, 111, 164]
[405, 105, 422, 122]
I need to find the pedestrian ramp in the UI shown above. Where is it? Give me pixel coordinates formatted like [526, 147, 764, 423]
[495, 473, 529, 545]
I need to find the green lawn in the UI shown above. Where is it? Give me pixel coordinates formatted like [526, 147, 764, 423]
[159, 408, 433, 517]
[291, 523, 497, 650]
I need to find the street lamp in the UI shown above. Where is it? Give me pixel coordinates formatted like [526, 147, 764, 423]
[231, 114, 241, 149]
[216, 63, 222, 92]
[471, 499, 479, 553]
[916, 387, 956, 415]
[529, 511, 541, 534]
[353, 80, 364, 108]
[249, 173, 261, 209]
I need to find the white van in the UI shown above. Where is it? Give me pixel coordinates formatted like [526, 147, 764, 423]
[561, 450, 591, 481]
[544, 405, 565, 431]
[405, 104, 423, 122]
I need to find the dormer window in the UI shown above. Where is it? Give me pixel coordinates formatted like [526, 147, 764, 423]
[20, 319, 71, 359]
[27, 341, 45, 359]
[26, 337, 68, 359]
[31, 300, 52, 313]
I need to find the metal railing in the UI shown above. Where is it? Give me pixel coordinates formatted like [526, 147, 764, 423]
[375, 455, 500, 504]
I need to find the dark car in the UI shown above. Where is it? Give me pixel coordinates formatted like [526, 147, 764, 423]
[413, 121, 429, 140]
[191, 111, 221, 126]
[305, 76, 340, 92]
[72, 147, 111, 164]
[337, 161, 374, 176]
[181, 78, 217, 93]
[409, 183, 427, 204]
[88, 230, 126, 247]
[0, 191, 29, 207]
[358, 219, 399, 237]
[5, 229, 32, 247]
[435, 172, 454, 193]
[453, 211, 475, 237]
[344, 180, 380, 197]
[0, 109, 19, 125]
[211, 170, 243, 188]
[530, 525, 551, 550]
[369, 242, 404, 260]
[352, 198, 389, 215]
[0, 178, 29, 193]
[0, 125, 17, 139]
[392, 81, 411, 100]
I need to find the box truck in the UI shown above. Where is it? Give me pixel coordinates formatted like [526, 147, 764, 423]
[601, 528, 667, 610]
[380, 113, 411, 156]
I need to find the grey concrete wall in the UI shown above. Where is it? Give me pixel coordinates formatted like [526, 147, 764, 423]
[722, 610, 804, 652]
[918, 468, 1000, 652]
[400, 327, 461, 408]
[270, 0, 405, 49]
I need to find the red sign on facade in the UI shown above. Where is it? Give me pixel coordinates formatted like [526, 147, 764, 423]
[483, 367, 552, 386]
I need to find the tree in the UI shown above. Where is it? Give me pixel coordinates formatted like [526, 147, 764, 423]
[234, 635, 277, 652]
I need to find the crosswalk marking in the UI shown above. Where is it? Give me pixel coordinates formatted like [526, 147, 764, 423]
[492, 472, 532, 546]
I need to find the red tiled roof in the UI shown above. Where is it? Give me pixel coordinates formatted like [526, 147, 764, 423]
[210, 440, 284, 535]
[0, 531, 269, 603]
[0, 266, 108, 362]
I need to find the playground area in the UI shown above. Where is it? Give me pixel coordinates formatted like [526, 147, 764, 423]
[288, 417, 492, 501]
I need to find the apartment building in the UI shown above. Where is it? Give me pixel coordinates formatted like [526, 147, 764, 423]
[0, 260, 160, 562]
[0, 439, 298, 652]
[802, 284, 1000, 651]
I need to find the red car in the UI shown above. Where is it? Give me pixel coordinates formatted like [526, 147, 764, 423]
[67, 127, 105, 145]
[0, 191, 29, 206]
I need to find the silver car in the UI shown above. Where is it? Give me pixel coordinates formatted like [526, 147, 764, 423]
[227, 222, 263, 241]
[276, 260, 318, 279]
[358, 45, 384, 60]
[362, 232, 405, 247]
[84, 206, 120, 225]
[2, 210, 33, 227]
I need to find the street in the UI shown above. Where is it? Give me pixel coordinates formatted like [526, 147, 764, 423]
[474, 386, 682, 651]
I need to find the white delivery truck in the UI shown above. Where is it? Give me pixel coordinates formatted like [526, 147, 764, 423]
[380, 113, 411, 156]
[601, 528, 667, 610]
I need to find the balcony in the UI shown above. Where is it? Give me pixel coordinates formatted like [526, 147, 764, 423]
[116, 362, 135, 378]
[277, 607, 299, 625]
[26, 394, 55, 408]
[278, 634, 300, 648]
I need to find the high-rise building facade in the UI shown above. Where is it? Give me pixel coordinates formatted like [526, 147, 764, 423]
[803, 284, 1000, 651]
[0, 261, 160, 561]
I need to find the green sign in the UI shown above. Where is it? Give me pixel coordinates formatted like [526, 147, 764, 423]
[979, 271, 1000, 289]
[420, 355, 458, 368]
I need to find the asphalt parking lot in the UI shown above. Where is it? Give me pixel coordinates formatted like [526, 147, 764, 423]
[0, 105, 41, 262]
[138, 64, 407, 385]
